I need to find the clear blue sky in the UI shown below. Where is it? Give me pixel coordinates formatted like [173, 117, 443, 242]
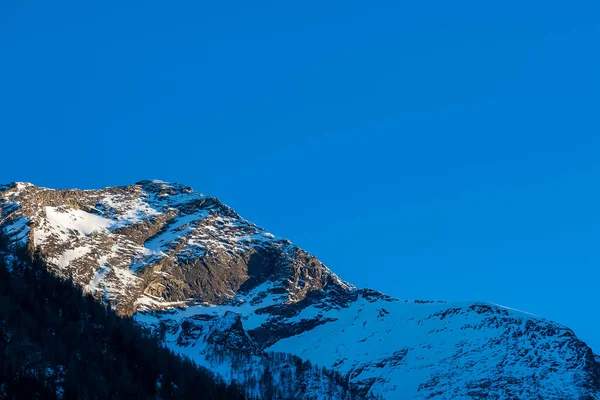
[1, 1, 599, 351]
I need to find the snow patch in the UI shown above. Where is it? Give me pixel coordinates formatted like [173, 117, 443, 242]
[35, 207, 113, 245]
[52, 246, 93, 269]
[86, 262, 111, 294]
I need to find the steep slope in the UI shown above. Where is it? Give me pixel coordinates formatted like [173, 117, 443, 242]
[0, 236, 242, 399]
[1, 181, 599, 399]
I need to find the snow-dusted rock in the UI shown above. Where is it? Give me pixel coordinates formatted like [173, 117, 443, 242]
[1, 181, 599, 399]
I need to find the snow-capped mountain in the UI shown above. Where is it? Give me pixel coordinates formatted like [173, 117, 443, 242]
[1, 180, 599, 399]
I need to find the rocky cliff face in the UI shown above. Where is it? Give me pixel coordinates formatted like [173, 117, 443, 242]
[1, 180, 599, 399]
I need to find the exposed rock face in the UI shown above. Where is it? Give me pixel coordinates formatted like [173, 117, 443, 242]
[1, 180, 599, 399]
[0, 181, 342, 316]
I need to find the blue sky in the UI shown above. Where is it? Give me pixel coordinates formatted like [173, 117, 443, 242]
[1, 1, 599, 350]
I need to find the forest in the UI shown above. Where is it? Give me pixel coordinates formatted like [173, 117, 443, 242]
[0, 234, 242, 399]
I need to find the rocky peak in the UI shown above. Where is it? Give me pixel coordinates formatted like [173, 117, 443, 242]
[0, 181, 343, 315]
[1, 181, 599, 399]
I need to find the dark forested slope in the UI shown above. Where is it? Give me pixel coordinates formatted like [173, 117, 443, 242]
[0, 234, 242, 399]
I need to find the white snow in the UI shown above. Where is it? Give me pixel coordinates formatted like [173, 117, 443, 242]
[135, 294, 187, 309]
[144, 211, 209, 251]
[51, 246, 93, 269]
[266, 299, 575, 398]
[46, 206, 113, 235]
[136, 281, 283, 330]
[98, 196, 161, 229]
[86, 262, 111, 294]
[35, 206, 113, 245]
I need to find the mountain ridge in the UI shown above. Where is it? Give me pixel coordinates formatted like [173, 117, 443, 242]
[1, 180, 599, 399]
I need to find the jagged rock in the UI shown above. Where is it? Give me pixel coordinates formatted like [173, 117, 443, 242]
[1, 180, 599, 399]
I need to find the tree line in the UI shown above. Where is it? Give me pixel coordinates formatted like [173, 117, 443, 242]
[0, 233, 243, 399]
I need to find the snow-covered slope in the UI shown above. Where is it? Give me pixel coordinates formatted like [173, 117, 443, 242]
[1, 181, 599, 399]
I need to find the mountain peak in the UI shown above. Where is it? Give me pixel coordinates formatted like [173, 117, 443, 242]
[1, 182, 599, 399]
[134, 179, 195, 194]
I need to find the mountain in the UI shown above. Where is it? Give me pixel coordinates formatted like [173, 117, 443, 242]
[1, 180, 599, 399]
[0, 240, 243, 399]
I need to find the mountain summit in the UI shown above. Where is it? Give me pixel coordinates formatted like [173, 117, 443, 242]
[1, 181, 599, 399]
